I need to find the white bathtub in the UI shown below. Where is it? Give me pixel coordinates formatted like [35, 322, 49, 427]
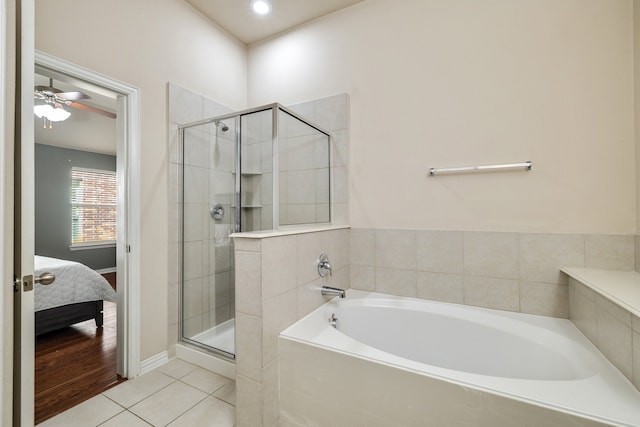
[279, 290, 640, 427]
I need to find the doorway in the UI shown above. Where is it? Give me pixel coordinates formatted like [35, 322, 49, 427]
[32, 68, 123, 423]
[31, 51, 142, 424]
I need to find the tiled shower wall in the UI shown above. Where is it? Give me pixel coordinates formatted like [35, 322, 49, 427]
[286, 94, 349, 226]
[278, 112, 331, 226]
[351, 229, 635, 318]
[168, 83, 235, 355]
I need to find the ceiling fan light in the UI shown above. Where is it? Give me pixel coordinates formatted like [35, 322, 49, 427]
[47, 105, 71, 122]
[251, 0, 271, 15]
[33, 103, 53, 118]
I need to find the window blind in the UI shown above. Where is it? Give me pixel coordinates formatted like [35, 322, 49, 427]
[71, 167, 117, 245]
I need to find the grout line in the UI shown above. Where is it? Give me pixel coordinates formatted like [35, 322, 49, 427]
[162, 394, 209, 427]
[94, 407, 127, 427]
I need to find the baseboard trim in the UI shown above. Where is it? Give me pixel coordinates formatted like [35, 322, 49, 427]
[96, 267, 117, 274]
[140, 351, 169, 375]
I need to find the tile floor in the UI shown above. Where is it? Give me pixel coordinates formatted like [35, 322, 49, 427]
[38, 359, 236, 427]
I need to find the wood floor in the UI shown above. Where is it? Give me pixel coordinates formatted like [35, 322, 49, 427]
[35, 300, 125, 425]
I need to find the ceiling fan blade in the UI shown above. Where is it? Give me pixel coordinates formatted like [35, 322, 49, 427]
[69, 102, 117, 119]
[35, 85, 57, 94]
[57, 91, 91, 101]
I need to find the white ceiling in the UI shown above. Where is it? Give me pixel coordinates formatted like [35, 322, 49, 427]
[184, 0, 366, 45]
[34, 73, 118, 155]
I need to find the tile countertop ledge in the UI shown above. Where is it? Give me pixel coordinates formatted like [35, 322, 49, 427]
[231, 224, 350, 239]
[561, 267, 640, 319]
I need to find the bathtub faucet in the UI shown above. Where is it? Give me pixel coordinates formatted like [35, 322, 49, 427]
[317, 253, 332, 277]
[321, 286, 346, 298]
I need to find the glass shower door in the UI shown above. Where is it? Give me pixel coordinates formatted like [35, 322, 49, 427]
[181, 118, 236, 357]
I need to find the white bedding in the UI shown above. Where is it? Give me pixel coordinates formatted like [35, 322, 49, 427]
[34, 255, 117, 312]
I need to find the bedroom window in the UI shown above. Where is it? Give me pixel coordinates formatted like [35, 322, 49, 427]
[70, 167, 117, 249]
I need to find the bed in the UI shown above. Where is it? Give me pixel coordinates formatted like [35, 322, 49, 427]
[34, 255, 117, 336]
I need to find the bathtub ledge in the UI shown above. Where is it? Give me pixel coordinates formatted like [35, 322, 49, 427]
[561, 267, 640, 318]
[231, 224, 349, 239]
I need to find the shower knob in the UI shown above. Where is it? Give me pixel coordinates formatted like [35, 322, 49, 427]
[210, 203, 224, 221]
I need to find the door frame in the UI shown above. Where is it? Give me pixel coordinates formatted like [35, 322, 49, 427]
[0, 0, 16, 425]
[34, 51, 142, 379]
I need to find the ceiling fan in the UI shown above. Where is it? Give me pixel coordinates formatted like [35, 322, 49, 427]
[34, 78, 117, 124]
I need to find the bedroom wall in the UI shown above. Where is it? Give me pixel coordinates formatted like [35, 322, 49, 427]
[35, 0, 247, 360]
[35, 144, 116, 271]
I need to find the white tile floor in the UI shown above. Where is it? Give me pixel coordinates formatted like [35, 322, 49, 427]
[38, 359, 236, 427]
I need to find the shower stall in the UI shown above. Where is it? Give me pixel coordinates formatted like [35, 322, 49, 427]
[178, 104, 331, 359]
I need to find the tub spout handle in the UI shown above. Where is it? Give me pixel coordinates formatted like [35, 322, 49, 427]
[317, 253, 332, 277]
[321, 286, 345, 298]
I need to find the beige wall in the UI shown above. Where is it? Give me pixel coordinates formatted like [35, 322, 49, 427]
[248, 0, 636, 233]
[35, 0, 247, 359]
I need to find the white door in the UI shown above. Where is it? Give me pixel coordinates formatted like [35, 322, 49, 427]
[12, 0, 36, 425]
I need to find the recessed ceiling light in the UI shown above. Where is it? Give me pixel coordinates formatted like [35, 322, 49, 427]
[251, 0, 272, 15]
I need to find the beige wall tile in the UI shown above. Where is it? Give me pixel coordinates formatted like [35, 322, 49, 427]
[263, 359, 280, 427]
[596, 307, 633, 380]
[183, 165, 209, 204]
[376, 229, 416, 270]
[234, 237, 262, 252]
[263, 289, 298, 367]
[312, 93, 349, 131]
[183, 241, 204, 281]
[633, 331, 640, 391]
[183, 127, 210, 168]
[236, 313, 263, 382]
[350, 264, 375, 292]
[585, 234, 635, 271]
[464, 276, 519, 312]
[235, 251, 262, 316]
[375, 268, 416, 297]
[519, 282, 568, 318]
[636, 235, 640, 273]
[183, 277, 204, 319]
[416, 272, 464, 304]
[596, 294, 632, 327]
[297, 279, 329, 320]
[326, 265, 349, 291]
[332, 129, 348, 168]
[296, 232, 331, 285]
[519, 233, 584, 284]
[236, 375, 263, 427]
[262, 235, 298, 300]
[332, 166, 348, 204]
[332, 202, 348, 225]
[416, 230, 463, 274]
[327, 228, 350, 270]
[568, 279, 597, 343]
[168, 163, 180, 204]
[633, 315, 640, 333]
[464, 231, 519, 280]
[350, 228, 375, 266]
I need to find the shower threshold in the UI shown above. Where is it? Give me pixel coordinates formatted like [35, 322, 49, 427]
[189, 318, 235, 355]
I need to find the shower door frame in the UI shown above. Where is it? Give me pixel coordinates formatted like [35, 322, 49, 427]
[177, 103, 332, 358]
